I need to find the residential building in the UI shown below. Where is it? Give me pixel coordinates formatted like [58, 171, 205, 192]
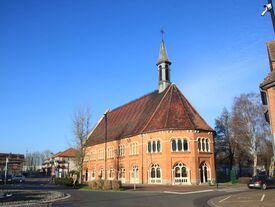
[260, 40, 275, 174]
[0, 153, 24, 175]
[42, 148, 77, 178]
[83, 38, 215, 185]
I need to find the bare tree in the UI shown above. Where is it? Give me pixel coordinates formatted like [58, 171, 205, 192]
[231, 93, 271, 176]
[72, 107, 91, 184]
[215, 108, 237, 171]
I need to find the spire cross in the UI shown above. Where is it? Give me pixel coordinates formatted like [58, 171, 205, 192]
[160, 27, 165, 41]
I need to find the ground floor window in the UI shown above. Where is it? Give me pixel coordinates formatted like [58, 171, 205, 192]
[199, 162, 209, 183]
[172, 162, 190, 184]
[149, 164, 162, 184]
[130, 165, 139, 184]
[119, 167, 126, 183]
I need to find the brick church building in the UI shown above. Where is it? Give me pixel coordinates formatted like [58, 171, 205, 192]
[83, 39, 216, 185]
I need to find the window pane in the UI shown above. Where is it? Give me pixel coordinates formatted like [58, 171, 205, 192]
[183, 140, 188, 151]
[157, 141, 161, 152]
[172, 140, 176, 151]
[202, 139, 205, 151]
[152, 141, 156, 152]
[206, 140, 209, 152]
[156, 167, 161, 178]
[151, 168, 155, 178]
[159, 66, 162, 81]
[181, 167, 187, 177]
[198, 139, 201, 151]
[175, 167, 180, 177]
[148, 141, 151, 152]
[178, 139, 182, 151]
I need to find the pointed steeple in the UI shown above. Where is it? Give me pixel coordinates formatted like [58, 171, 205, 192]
[157, 40, 171, 65]
[157, 29, 171, 93]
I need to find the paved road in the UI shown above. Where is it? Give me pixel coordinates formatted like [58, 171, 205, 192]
[3, 177, 273, 207]
[208, 188, 275, 207]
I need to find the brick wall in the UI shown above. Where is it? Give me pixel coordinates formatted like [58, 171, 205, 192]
[83, 129, 215, 185]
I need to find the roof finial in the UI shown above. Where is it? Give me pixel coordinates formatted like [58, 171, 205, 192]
[160, 26, 165, 41]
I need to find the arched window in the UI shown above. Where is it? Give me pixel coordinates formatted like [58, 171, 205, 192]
[148, 140, 161, 153]
[152, 141, 156, 152]
[202, 138, 205, 151]
[157, 140, 161, 152]
[183, 139, 188, 151]
[178, 139, 182, 151]
[206, 139, 209, 152]
[198, 138, 201, 151]
[173, 163, 189, 184]
[171, 138, 189, 152]
[148, 141, 151, 152]
[149, 164, 162, 184]
[159, 66, 162, 81]
[172, 139, 177, 151]
[198, 138, 210, 152]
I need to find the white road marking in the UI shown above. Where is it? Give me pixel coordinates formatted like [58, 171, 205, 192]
[260, 194, 265, 202]
[219, 195, 232, 203]
[210, 200, 221, 207]
[163, 189, 213, 195]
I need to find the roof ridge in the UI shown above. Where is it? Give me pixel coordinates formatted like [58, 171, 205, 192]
[109, 89, 158, 114]
[141, 84, 173, 132]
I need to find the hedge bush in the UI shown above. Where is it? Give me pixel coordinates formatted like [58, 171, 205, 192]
[88, 180, 122, 190]
[54, 177, 73, 186]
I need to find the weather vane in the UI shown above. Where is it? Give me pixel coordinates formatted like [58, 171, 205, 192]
[160, 26, 165, 41]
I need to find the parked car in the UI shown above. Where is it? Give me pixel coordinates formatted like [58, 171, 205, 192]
[12, 175, 25, 183]
[248, 175, 275, 190]
[0, 175, 12, 184]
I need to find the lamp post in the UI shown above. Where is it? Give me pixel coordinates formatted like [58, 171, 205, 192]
[4, 157, 8, 185]
[262, 0, 275, 34]
[104, 109, 109, 181]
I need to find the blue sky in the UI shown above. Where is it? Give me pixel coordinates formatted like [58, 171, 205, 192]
[0, 0, 274, 154]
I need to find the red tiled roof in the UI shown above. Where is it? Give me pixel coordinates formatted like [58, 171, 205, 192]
[53, 148, 77, 158]
[86, 84, 213, 146]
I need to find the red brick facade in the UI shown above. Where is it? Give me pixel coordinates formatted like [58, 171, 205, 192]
[84, 84, 215, 185]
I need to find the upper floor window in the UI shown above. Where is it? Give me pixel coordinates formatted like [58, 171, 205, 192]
[107, 147, 114, 159]
[91, 151, 96, 160]
[198, 138, 210, 152]
[98, 149, 104, 160]
[118, 145, 125, 157]
[171, 138, 189, 152]
[148, 140, 161, 153]
[130, 142, 138, 155]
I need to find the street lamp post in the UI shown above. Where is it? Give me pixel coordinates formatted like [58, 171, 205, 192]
[4, 157, 9, 185]
[262, 0, 275, 34]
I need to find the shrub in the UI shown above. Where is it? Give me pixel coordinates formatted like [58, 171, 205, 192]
[111, 180, 122, 190]
[88, 180, 98, 189]
[103, 180, 112, 190]
[96, 179, 104, 189]
[54, 177, 73, 186]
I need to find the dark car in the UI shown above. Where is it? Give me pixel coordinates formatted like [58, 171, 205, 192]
[0, 175, 12, 184]
[248, 175, 275, 190]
